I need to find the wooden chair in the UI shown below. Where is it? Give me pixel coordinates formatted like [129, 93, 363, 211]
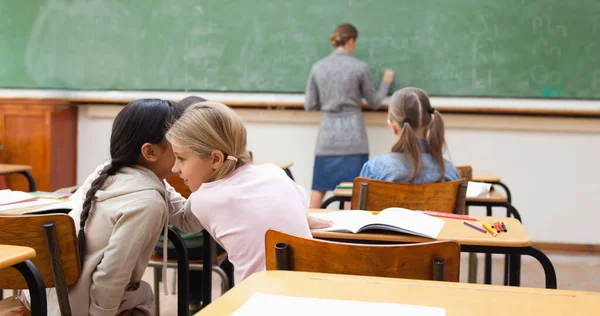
[0, 214, 80, 316]
[351, 177, 468, 214]
[452, 166, 479, 284]
[456, 165, 473, 181]
[265, 230, 460, 282]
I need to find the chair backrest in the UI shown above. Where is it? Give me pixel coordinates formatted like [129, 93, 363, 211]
[351, 177, 468, 214]
[456, 166, 473, 181]
[0, 214, 80, 289]
[265, 230, 460, 282]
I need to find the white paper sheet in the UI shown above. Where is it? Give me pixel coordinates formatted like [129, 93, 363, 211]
[466, 181, 492, 198]
[0, 190, 36, 205]
[232, 293, 445, 316]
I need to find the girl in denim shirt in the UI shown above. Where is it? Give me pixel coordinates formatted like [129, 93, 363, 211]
[360, 88, 459, 183]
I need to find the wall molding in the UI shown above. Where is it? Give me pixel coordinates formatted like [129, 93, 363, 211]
[84, 105, 600, 134]
[532, 242, 600, 255]
[3, 88, 600, 116]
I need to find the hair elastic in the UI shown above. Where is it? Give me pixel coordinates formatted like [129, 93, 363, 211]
[402, 117, 410, 125]
[429, 107, 436, 114]
[226, 156, 238, 162]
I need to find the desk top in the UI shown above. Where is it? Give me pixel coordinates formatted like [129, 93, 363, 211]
[471, 171, 501, 183]
[333, 183, 508, 203]
[197, 271, 600, 315]
[0, 164, 32, 175]
[0, 245, 36, 270]
[309, 209, 531, 247]
[0, 198, 70, 215]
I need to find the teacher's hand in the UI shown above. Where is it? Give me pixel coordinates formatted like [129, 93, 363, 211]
[382, 69, 395, 83]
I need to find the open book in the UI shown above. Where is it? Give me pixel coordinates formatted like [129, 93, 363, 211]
[310, 208, 445, 239]
[0, 189, 75, 213]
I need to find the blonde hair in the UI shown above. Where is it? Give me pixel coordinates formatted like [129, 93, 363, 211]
[166, 101, 252, 182]
[330, 23, 358, 47]
[388, 88, 447, 183]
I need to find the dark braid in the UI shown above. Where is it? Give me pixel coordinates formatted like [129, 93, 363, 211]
[76, 98, 184, 268]
[77, 162, 123, 267]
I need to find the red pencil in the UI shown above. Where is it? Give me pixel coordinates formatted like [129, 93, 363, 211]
[423, 211, 477, 221]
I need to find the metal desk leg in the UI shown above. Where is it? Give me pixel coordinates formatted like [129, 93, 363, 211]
[505, 203, 522, 222]
[13, 260, 46, 316]
[201, 232, 213, 310]
[320, 196, 350, 210]
[19, 171, 36, 192]
[484, 206, 493, 284]
[495, 181, 512, 204]
[522, 246, 557, 289]
[167, 229, 189, 316]
[507, 254, 522, 287]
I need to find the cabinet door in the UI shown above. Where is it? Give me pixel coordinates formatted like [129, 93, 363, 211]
[0, 108, 51, 191]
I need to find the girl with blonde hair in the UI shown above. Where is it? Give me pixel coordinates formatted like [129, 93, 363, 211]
[167, 101, 314, 284]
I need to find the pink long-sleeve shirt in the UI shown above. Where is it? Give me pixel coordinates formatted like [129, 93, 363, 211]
[189, 163, 312, 284]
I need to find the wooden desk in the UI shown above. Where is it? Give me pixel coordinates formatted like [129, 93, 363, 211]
[0, 245, 46, 314]
[472, 171, 501, 183]
[472, 171, 513, 203]
[0, 164, 36, 192]
[197, 271, 599, 315]
[0, 198, 70, 216]
[308, 209, 556, 289]
[0, 245, 36, 270]
[310, 210, 528, 247]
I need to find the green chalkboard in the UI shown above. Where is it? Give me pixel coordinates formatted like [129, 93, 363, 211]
[1, 0, 600, 98]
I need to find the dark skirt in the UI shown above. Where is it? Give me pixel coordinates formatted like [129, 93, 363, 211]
[311, 154, 369, 191]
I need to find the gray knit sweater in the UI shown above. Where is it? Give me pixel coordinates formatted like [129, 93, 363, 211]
[305, 50, 390, 156]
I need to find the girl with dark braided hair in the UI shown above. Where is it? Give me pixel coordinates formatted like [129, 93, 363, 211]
[22, 99, 202, 316]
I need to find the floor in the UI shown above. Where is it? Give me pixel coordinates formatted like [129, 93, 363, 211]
[3, 253, 599, 315]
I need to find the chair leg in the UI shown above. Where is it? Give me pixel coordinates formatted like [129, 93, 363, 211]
[213, 267, 230, 295]
[468, 253, 478, 283]
[153, 267, 160, 316]
[171, 268, 177, 295]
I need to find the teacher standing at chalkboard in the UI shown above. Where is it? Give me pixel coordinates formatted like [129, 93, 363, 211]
[304, 23, 394, 208]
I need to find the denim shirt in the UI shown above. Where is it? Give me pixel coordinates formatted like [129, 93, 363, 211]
[360, 140, 460, 183]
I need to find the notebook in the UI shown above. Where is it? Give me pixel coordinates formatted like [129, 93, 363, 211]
[232, 293, 445, 316]
[310, 208, 445, 239]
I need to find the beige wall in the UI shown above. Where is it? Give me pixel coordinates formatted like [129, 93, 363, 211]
[78, 105, 600, 244]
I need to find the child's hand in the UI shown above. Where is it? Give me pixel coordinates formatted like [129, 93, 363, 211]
[307, 215, 333, 229]
[382, 69, 395, 83]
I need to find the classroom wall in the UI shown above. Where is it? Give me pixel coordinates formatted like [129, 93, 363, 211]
[77, 105, 600, 244]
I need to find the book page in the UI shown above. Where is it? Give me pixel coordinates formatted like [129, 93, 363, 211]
[369, 208, 445, 239]
[309, 211, 376, 233]
[232, 293, 445, 316]
[466, 181, 492, 198]
[0, 190, 36, 206]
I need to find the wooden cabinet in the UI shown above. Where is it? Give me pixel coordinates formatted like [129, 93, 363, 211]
[0, 99, 77, 191]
